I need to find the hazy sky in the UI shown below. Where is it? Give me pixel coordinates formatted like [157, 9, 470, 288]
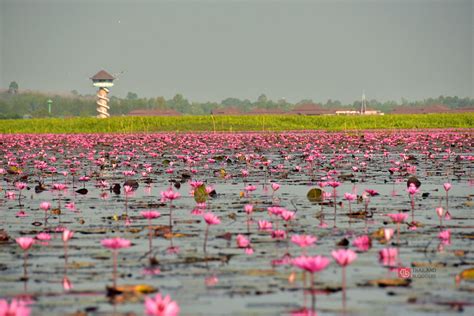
[0, 0, 472, 103]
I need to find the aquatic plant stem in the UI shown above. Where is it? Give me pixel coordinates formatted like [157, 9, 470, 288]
[169, 201, 173, 234]
[23, 250, 28, 280]
[333, 187, 337, 228]
[148, 218, 153, 258]
[396, 222, 400, 246]
[203, 225, 209, 254]
[113, 249, 118, 288]
[342, 266, 347, 311]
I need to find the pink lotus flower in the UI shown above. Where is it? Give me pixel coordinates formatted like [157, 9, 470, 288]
[353, 235, 371, 252]
[344, 193, 356, 201]
[445, 211, 452, 220]
[144, 293, 180, 316]
[39, 202, 51, 211]
[62, 229, 74, 242]
[407, 184, 419, 195]
[236, 234, 250, 248]
[378, 247, 398, 262]
[292, 255, 331, 273]
[290, 307, 317, 316]
[443, 183, 452, 192]
[124, 185, 134, 195]
[16, 211, 27, 217]
[189, 180, 204, 189]
[438, 229, 451, 241]
[36, 232, 51, 241]
[318, 220, 329, 228]
[322, 191, 332, 200]
[52, 183, 67, 191]
[15, 182, 27, 190]
[141, 211, 161, 219]
[62, 276, 73, 291]
[387, 213, 408, 223]
[65, 202, 76, 211]
[205, 186, 214, 194]
[384, 228, 394, 242]
[291, 234, 317, 248]
[258, 220, 272, 231]
[271, 229, 286, 240]
[331, 249, 357, 267]
[191, 208, 203, 215]
[6, 191, 16, 199]
[364, 189, 378, 197]
[16, 237, 34, 251]
[96, 180, 110, 188]
[244, 204, 254, 214]
[271, 183, 280, 191]
[78, 176, 90, 182]
[203, 213, 221, 225]
[101, 237, 132, 249]
[160, 188, 181, 202]
[205, 274, 219, 287]
[166, 246, 180, 255]
[244, 185, 257, 192]
[327, 181, 341, 188]
[436, 207, 444, 218]
[280, 210, 295, 221]
[143, 267, 162, 276]
[268, 206, 284, 216]
[101, 237, 132, 287]
[0, 299, 31, 316]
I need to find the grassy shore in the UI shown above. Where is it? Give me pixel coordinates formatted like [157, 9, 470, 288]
[0, 113, 472, 133]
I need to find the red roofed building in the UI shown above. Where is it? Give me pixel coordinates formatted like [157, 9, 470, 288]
[291, 103, 335, 115]
[391, 104, 452, 114]
[127, 109, 182, 116]
[211, 107, 242, 115]
[249, 108, 287, 115]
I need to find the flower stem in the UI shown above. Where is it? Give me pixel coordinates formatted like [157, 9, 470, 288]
[342, 266, 347, 311]
[169, 201, 173, 233]
[203, 225, 209, 254]
[113, 250, 117, 288]
[148, 219, 152, 258]
[397, 222, 400, 246]
[23, 250, 28, 280]
[333, 188, 337, 228]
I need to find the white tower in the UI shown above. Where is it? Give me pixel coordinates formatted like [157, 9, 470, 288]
[361, 90, 367, 114]
[91, 70, 115, 118]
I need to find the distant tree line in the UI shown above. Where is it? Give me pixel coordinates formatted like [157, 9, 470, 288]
[0, 81, 473, 119]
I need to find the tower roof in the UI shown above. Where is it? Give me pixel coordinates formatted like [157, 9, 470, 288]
[91, 70, 115, 80]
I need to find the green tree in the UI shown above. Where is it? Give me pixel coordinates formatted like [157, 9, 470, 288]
[154, 96, 167, 109]
[8, 81, 19, 94]
[257, 94, 268, 103]
[126, 92, 138, 100]
[168, 94, 189, 113]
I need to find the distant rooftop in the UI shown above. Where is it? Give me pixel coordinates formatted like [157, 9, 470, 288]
[291, 103, 335, 115]
[211, 107, 242, 115]
[91, 70, 115, 80]
[128, 109, 181, 116]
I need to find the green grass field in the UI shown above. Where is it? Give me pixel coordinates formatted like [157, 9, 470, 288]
[0, 113, 472, 133]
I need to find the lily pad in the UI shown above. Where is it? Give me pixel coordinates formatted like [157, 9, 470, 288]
[307, 188, 323, 203]
[194, 184, 208, 203]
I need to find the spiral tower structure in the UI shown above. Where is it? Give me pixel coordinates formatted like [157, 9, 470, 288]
[90, 70, 115, 119]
